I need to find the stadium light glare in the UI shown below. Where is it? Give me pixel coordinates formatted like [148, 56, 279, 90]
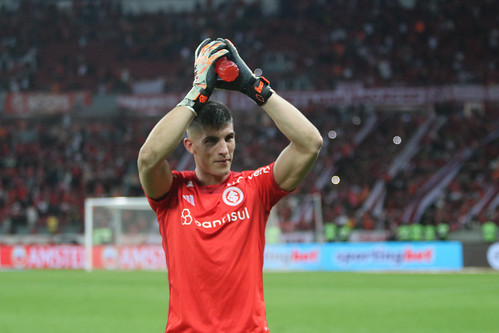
[331, 175, 340, 185]
[328, 130, 337, 139]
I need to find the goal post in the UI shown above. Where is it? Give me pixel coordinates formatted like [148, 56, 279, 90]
[84, 197, 157, 272]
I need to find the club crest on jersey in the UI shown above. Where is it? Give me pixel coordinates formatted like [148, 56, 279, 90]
[222, 186, 244, 206]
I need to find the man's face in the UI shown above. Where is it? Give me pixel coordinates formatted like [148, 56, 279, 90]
[184, 122, 235, 185]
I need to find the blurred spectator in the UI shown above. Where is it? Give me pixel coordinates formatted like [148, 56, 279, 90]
[1, 0, 498, 92]
[0, 102, 498, 237]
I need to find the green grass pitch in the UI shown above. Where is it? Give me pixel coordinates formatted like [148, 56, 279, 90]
[0, 270, 498, 332]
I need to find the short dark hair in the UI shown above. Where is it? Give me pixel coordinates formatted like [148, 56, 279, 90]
[187, 101, 233, 135]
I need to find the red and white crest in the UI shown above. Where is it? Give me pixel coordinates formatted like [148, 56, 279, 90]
[222, 187, 244, 206]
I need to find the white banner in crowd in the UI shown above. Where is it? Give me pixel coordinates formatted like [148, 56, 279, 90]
[5, 85, 498, 115]
[117, 93, 184, 115]
[4, 91, 92, 115]
[116, 85, 499, 114]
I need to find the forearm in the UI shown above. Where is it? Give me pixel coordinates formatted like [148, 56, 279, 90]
[262, 93, 322, 191]
[138, 106, 195, 172]
[262, 94, 323, 154]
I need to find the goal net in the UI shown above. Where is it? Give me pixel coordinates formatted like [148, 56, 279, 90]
[84, 193, 323, 271]
[267, 193, 324, 244]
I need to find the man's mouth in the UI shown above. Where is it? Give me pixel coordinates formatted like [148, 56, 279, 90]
[215, 159, 230, 165]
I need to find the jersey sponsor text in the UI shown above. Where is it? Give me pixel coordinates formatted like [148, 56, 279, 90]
[180, 207, 250, 229]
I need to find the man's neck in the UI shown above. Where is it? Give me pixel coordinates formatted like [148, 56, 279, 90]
[194, 169, 230, 186]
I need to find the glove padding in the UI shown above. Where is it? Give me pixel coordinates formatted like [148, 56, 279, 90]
[178, 38, 228, 113]
[215, 38, 274, 106]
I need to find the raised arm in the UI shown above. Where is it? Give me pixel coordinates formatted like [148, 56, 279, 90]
[138, 106, 195, 199]
[262, 94, 323, 191]
[138, 39, 228, 199]
[215, 38, 322, 191]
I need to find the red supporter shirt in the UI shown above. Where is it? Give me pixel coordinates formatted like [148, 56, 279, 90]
[146, 163, 289, 333]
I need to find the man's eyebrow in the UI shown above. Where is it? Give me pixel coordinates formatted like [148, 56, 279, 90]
[202, 129, 235, 143]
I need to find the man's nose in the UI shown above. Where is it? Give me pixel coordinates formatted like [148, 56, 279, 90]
[218, 141, 229, 155]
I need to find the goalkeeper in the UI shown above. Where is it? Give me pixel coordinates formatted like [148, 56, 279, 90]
[138, 38, 322, 332]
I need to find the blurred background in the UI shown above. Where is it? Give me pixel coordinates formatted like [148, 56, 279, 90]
[0, 0, 498, 267]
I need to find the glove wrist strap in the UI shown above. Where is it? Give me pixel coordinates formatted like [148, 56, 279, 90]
[178, 86, 211, 113]
[245, 76, 274, 106]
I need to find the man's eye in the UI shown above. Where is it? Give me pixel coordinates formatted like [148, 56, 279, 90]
[205, 138, 217, 145]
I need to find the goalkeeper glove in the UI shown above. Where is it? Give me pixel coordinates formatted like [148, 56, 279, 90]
[215, 38, 274, 106]
[178, 38, 228, 114]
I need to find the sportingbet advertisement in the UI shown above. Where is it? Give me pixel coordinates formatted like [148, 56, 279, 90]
[263, 242, 463, 271]
[0, 242, 462, 271]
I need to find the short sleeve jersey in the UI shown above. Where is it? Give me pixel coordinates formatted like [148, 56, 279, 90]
[145, 163, 289, 333]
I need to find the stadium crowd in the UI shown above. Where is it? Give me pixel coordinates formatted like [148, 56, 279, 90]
[1, 0, 499, 239]
[1, 103, 498, 237]
[1, 0, 498, 93]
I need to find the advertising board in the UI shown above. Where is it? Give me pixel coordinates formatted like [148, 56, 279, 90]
[263, 242, 463, 271]
[0, 242, 463, 271]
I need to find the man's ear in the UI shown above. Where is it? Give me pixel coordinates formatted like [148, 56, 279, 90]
[184, 137, 194, 154]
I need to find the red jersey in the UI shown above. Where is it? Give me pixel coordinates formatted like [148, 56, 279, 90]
[146, 163, 289, 333]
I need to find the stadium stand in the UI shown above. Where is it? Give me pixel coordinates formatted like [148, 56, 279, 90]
[1, 0, 498, 240]
[2, 0, 499, 92]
